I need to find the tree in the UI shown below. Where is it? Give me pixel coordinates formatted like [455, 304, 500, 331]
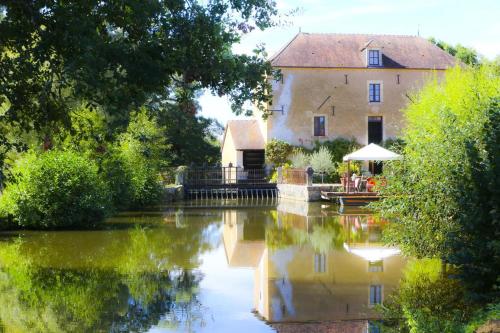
[309, 147, 335, 176]
[265, 139, 293, 166]
[379, 259, 470, 333]
[0, 150, 112, 229]
[149, 82, 223, 166]
[428, 37, 480, 65]
[290, 150, 310, 169]
[374, 65, 500, 301]
[0, 1, 279, 147]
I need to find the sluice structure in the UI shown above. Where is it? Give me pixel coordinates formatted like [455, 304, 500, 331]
[180, 166, 278, 200]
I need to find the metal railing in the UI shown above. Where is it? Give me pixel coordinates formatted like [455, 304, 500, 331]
[282, 168, 307, 185]
[183, 167, 272, 187]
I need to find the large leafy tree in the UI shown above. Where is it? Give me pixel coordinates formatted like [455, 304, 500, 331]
[375, 65, 500, 301]
[0, 0, 278, 138]
[428, 37, 480, 66]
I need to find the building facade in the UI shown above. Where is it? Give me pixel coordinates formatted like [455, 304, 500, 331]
[221, 33, 457, 168]
[221, 201, 407, 329]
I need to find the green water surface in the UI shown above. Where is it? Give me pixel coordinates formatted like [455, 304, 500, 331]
[0, 199, 406, 333]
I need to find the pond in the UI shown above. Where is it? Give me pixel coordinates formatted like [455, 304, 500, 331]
[0, 199, 407, 333]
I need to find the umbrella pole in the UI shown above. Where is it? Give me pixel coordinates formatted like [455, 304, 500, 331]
[347, 160, 350, 193]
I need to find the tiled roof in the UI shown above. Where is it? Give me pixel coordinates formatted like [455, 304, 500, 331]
[270, 33, 457, 69]
[222, 119, 265, 150]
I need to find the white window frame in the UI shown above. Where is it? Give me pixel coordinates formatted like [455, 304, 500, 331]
[367, 49, 382, 67]
[368, 260, 384, 272]
[368, 284, 383, 307]
[367, 80, 383, 103]
[312, 114, 328, 137]
[313, 253, 327, 274]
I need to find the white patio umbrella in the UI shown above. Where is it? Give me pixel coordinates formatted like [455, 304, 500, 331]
[343, 243, 401, 261]
[343, 143, 402, 161]
[342, 143, 402, 192]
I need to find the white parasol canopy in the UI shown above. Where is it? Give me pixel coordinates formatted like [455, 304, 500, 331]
[343, 143, 402, 162]
[343, 243, 401, 261]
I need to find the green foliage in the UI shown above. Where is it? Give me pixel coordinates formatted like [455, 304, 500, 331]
[152, 101, 222, 166]
[0, 151, 111, 229]
[379, 259, 470, 333]
[312, 138, 361, 163]
[290, 150, 310, 168]
[265, 139, 293, 166]
[99, 150, 134, 210]
[381, 263, 500, 333]
[55, 104, 110, 157]
[374, 66, 500, 300]
[0, 213, 218, 332]
[115, 109, 166, 208]
[429, 37, 480, 65]
[334, 161, 361, 177]
[382, 137, 406, 154]
[311, 138, 361, 180]
[446, 97, 500, 301]
[465, 303, 500, 333]
[309, 146, 335, 175]
[0, 1, 279, 155]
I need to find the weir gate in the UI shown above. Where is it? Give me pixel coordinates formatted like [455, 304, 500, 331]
[180, 166, 278, 200]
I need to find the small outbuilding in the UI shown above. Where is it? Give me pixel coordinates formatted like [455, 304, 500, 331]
[221, 119, 266, 169]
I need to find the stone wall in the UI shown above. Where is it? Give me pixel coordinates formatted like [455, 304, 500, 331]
[271, 320, 369, 333]
[278, 183, 337, 202]
[257, 68, 445, 147]
[164, 185, 184, 202]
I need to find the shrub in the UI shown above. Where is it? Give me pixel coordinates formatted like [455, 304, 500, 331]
[309, 147, 335, 175]
[116, 110, 165, 208]
[379, 259, 471, 333]
[117, 139, 163, 209]
[265, 139, 293, 166]
[290, 151, 310, 169]
[100, 151, 134, 210]
[313, 138, 361, 163]
[0, 151, 111, 229]
[382, 137, 405, 154]
[374, 65, 500, 300]
[335, 161, 361, 177]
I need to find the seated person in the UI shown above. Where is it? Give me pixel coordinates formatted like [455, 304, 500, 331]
[361, 168, 372, 178]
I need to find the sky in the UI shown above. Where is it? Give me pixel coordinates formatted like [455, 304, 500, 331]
[199, 0, 500, 125]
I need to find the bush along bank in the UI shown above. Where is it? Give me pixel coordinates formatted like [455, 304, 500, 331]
[0, 151, 112, 229]
[0, 148, 165, 230]
[374, 65, 500, 331]
[0, 110, 168, 230]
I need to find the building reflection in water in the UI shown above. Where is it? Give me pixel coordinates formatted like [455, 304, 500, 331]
[222, 200, 406, 331]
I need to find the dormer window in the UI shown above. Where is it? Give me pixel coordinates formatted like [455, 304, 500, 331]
[368, 49, 381, 66]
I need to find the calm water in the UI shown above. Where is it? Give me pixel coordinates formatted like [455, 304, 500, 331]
[0, 199, 407, 333]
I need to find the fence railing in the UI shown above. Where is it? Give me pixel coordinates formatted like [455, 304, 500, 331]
[282, 168, 307, 185]
[181, 167, 272, 187]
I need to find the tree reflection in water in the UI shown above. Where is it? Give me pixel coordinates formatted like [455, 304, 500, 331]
[265, 211, 386, 253]
[0, 203, 411, 332]
[0, 210, 218, 333]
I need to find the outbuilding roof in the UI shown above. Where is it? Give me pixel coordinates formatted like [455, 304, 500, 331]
[270, 33, 457, 69]
[221, 119, 265, 150]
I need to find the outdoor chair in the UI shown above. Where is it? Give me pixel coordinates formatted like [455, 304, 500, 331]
[354, 177, 362, 192]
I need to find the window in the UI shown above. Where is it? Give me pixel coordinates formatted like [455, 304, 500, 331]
[368, 50, 380, 66]
[314, 253, 326, 273]
[313, 116, 326, 136]
[369, 83, 381, 102]
[368, 260, 384, 272]
[368, 322, 381, 333]
[368, 116, 383, 144]
[369, 285, 382, 305]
